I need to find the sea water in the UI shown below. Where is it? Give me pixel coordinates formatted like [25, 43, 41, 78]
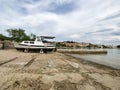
[70, 49, 120, 69]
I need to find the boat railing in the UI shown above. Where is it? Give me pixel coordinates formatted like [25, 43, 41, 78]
[44, 42, 56, 46]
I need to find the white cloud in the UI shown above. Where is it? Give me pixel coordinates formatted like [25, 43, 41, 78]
[0, 0, 120, 45]
[69, 34, 80, 39]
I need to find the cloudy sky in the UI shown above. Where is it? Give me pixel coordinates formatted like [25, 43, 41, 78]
[0, 0, 120, 45]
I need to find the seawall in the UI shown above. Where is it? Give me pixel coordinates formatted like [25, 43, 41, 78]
[57, 49, 107, 54]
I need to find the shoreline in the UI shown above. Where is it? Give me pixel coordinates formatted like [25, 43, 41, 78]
[0, 49, 120, 90]
[65, 53, 118, 70]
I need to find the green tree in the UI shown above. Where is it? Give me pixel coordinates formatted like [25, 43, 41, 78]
[0, 34, 9, 41]
[6, 28, 30, 42]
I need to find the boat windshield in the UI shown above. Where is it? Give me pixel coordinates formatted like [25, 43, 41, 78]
[36, 37, 41, 41]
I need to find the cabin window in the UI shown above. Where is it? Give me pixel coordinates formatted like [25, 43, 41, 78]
[24, 41, 28, 43]
[30, 41, 34, 44]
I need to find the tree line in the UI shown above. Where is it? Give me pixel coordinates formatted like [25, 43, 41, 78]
[0, 28, 36, 42]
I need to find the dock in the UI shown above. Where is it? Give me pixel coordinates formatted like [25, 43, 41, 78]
[57, 49, 107, 54]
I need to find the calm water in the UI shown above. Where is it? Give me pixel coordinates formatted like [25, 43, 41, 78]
[70, 49, 120, 69]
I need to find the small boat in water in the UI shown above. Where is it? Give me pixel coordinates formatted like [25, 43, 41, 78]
[14, 36, 57, 53]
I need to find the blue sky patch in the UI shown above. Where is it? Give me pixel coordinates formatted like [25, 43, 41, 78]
[47, 1, 76, 14]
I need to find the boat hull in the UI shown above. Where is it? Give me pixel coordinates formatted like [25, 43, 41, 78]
[14, 45, 57, 53]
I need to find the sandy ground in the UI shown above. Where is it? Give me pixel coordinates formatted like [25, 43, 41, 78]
[0, 49, 120, 90]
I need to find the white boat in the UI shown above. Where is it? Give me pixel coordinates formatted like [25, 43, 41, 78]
[14, 36, 57, 53]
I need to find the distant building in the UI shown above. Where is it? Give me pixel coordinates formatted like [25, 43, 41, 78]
[57, 41, 114, 49]
[0, 40, 14, 49]
[64, 41, 78, 48]
[58, 41, 90, 48]
[77, 42, 89, 47]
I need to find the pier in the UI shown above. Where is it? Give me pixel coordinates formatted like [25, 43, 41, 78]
[57, 49, 107, 54]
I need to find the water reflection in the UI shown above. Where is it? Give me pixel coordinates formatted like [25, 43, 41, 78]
[70, 49, 120, 69]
